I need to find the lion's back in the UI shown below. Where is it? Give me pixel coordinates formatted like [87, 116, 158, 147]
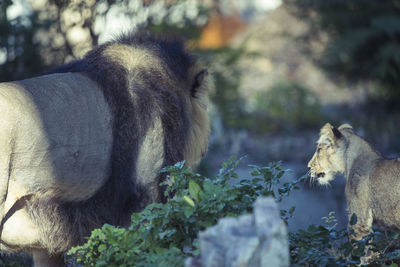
[0, 73, 113, 201]
[369, 158, 400, 229]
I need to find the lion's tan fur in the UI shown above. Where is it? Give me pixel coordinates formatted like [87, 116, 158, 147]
[102, 44, 160, 71]
[184, 64, 212, 167]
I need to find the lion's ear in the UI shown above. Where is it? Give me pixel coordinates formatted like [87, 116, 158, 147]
[191, 69, 208, 97]
[338, 123, 353, 132]
[320, 123, 333, 138]
[319, 123, 341, 145]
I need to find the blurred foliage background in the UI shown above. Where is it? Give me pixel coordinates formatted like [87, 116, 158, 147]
[1, 0, 399, 140]
[288, 0, 400, 98]
[1, 1, 400, 263]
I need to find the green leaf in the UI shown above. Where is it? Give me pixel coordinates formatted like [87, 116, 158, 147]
[188, 179, 201, 202]
[183, 206, 195, 218]
[183, 195, 195, 207]
[98, 244, 107, 253]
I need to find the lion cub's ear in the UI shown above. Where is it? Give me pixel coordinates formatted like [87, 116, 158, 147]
[319, 123, 342, 145]
[338, 124, 353, 132]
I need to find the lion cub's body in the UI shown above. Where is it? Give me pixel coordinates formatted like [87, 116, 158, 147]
[365, 157, 400, 230]
[308, 123, 400, 238]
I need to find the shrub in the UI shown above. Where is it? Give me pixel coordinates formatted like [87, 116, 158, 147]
[68, 158, 305, 266]
[290, 212, 400, 266]
[68, 157, 400, 266]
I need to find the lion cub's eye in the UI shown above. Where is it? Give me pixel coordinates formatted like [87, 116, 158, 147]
[317, 148, 322, 153]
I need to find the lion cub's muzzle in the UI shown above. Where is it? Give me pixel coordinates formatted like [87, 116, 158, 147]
[308, 166, 325, 181]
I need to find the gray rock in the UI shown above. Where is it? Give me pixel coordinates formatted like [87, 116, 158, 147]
[185, 197, 289, 267]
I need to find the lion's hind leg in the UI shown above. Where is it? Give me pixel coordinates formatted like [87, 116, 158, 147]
[348, 209, 379, 265]
[31, 249, 64, 267]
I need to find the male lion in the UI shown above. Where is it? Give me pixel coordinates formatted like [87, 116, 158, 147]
[0, 32, 211, 266]
[308, 123, 400, 243]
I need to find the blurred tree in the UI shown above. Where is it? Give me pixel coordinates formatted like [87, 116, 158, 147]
[286, 0, 400, 99]
[255, 82, 321, 131]
[0, 0, 46, 81]
[0, 0, 98, 82]
[0, 0, 209, 82]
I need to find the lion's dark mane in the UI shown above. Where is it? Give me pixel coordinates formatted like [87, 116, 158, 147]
[29, 32, 195, 253]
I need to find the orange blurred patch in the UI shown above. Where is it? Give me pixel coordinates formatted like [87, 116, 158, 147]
[197, 13, 246, 49]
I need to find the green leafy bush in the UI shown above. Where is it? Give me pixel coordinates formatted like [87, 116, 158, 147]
[68, 158, 305, 266]
[68, 157, 400, 266]
[290, 212, 400, 266]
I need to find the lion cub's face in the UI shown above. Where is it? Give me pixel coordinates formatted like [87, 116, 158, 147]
[308, 123, 346, 185]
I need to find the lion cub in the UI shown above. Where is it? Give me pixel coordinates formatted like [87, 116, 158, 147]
[308, 123, 400, 240]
